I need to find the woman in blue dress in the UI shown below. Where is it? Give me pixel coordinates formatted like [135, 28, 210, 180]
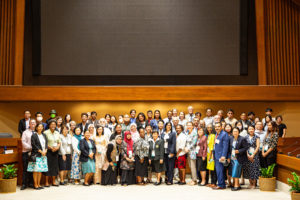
[79, 130, 96, 186]
[229, 127, 249, 191]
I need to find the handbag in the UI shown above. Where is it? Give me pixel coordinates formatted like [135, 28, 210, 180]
[28, 152, 37, 162]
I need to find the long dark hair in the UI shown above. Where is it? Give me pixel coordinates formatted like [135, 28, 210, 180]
[153, 110, 162, 120]
[96, 126, 104, 136]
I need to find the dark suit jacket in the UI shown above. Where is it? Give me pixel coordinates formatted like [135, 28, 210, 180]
[78, 122, 90, 135]
[229, 135, 249, 164]
[148, 139, 164, 161]
[214, 130, 229, 160]
[18, 118, 27, 136]
[160, 132, 176, 154]
[31, 132, 48, 157]
[79, 139, 96, 162]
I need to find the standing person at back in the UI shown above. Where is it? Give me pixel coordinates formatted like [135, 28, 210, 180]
[20, 119, 36, 190]
[185, 106, 195, 122]
[212, 122, 229, 190]
[18, 110, 31, 136]
[78, 113, 90, 135]
[203, 108, 214, 126]
[225, 109, 237, 127]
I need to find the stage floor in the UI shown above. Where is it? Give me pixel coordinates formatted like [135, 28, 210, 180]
[1, 183, 290, 200]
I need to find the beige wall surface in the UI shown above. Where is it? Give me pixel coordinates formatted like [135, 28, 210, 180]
[0, 101, 299, 138]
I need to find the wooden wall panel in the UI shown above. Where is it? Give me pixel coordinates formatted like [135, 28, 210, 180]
[264, 0, 300, 85]
[0, 0, 25, 85]
[0, 86, 300, 101]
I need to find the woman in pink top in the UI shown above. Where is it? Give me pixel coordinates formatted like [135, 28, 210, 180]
[196, 128, 207, 186]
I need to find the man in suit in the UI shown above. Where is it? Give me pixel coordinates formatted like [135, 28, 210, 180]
[213, 122, 229, 190]
[18, 110, 31, 136]
[185, 106, 195, 122]
[78, 113, 90, 135]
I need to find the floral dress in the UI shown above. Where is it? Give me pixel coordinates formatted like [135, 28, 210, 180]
[70, 136, 81, 179]
[243, 135, 260, 180]
[186, 130, 198, 160]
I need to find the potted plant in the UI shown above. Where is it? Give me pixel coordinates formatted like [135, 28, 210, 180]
[288, 172, 300, 200]
[0, 164, 18, 193]
[259, 163, 276, 191]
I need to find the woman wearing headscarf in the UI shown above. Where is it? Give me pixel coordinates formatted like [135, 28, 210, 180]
[130, 123, 140, 143]
[70, 127, 82, 185]
[134, 127, 150, 185]
[101, 135, 122, 185]
[93, 126, 109, 184]
[120, 131, 136, 186]
[80, 130, 96, 186]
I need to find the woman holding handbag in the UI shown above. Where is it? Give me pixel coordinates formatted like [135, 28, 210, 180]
[27, 123, 48, 189]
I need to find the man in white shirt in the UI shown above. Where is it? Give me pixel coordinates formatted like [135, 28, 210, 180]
[203, 108, 214, 126]
[163, 110, 173, 124]
[255, 121, 267, 150]
[172, 108, 178, 117]
[262, 108, 275, 124]
[185, 106, 195, 122]
[172, 117, 180, 133]
[21, 119, 36, 190]
[224, 109, 238, 127]
[175, 124, 187, 185]
[213, 115, 221, 126]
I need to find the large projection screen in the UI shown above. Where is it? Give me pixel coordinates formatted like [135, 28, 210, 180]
[40, 0, 242, 76]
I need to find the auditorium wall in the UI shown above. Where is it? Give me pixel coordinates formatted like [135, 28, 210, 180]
[0, 101, 299, 138]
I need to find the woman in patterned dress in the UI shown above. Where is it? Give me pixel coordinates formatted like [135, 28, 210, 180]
[120, 131, 136, 186]
[27, 123, 48, 189]
[70, 127, 82, 184]
[93, 126, 109, 184]
[134, 127, 150, 185]
[185, 121, 198, 186]
[244, 125, 260, 189]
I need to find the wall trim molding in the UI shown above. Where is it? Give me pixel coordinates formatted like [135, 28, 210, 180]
[1, 86, 300, 101]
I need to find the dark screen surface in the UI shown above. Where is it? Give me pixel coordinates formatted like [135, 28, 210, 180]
[40, 0, 241, 76]
[23, 0, 258, 85]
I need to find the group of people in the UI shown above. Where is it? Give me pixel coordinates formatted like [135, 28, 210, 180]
[19, 106, 286, 191]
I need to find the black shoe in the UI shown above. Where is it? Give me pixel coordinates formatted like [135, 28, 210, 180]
[83, 183, 90, 186]
[154, 182, 161, 186]
[231, 187, 240, 191]
[20, 185, 27, 190]
[44, 185, 50, 187]
[59, 182, 65, 185]
[39, 187, 44, 189]
[34, 187, 42, 190]
[178, 182, 186, 185]
[52, 184, 59, 187]
[29, 184, 34, 188]
[199, 183, 206, 186]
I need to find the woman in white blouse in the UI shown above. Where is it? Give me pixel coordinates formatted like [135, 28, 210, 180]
[93, 126, 109, 184]
[70, 127, 82, 184]
[58, 125, 72, 185]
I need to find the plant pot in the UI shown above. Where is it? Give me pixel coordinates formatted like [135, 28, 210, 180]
[259, 176, 276, 191]
[291, 192, 300, 200]
[0, 178, 17, 193]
